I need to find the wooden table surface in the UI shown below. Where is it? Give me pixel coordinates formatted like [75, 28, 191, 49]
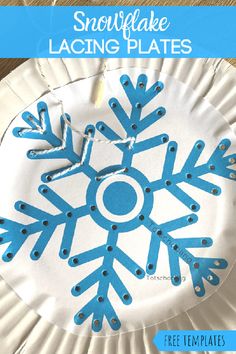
[0, 0, 236, 79]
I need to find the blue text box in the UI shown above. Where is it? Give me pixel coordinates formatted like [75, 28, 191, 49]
[0, 6, 236, 58]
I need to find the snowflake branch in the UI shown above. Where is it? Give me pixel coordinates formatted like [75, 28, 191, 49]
[13, 101, 97, 182]
[69, 229, 144, 332]
[96, 122, 127, 152]
[0, 185, 89, 261]
[120, 74, 164, 107]
[114, 247, 145, 278]
[134, 134, 169, 154]
[26, 116, 74, 160]
[96, 74, 168, 168]
[150, 139, 236, 211]
[13, 102, 60, 144]
[109, 269, 132, 305]
[143, 216, 228, 296]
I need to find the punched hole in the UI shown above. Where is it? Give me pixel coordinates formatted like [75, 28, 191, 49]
[19, 203, 26, 210]
[111, 318, 117, 324]
[145, 187, 151, 193]
[195, 285, 201, 293]
[107, 245, 113, 252]
[97, 296, 104, 303]
[75, 285, 80, 292]
[62, 249, 68, 256]
[0, 219, 5, 224]
[123, 294, 129, 301]
[148, 263, 153, 270]
[194, 262, 199, 269]
[139, 215, 144, 220]
[211, 188, 218, 195]
[139, 82, 144, 88]
[173, 276, 180, 282]
[46, 175, 52, 182]
[102, 270, 108, 276]
[21, 228, 27, 235]
[219, 144, 226, 150]
[131, 124, 137, 130]
[98, 125, 105, 131]
[90, 205, 96, 211]
[209, 164, 215, 170]
[94, 320, 100, 327]
[6, 253, 13, 259]
[78, 312, 84, 319]
[136, 269, 142, 276]
[165, 180, 171, 186]
[162, 136, 168, 143]
[196, 143, 202, 149]
[135, 102, 142, 109]
[42, 220, 49, 226]
[72, 258, 79, 265]
[33, 251, 39, 258]
[66, 211, 73, 218]
[112, 225, 117, 230]
[157, 229, 162, 236]
[202, 239, 208, 245]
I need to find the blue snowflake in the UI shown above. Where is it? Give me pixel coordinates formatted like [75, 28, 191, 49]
[0, 74, 235, 332]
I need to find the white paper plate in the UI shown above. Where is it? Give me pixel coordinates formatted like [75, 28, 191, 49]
[0, 58, 236, 354]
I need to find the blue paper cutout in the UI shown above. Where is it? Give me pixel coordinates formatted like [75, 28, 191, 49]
[0, 74, 235, 332]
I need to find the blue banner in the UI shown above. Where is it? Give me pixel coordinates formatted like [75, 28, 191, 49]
[1, 6, 236, 58]
[154, 330, 236, 352]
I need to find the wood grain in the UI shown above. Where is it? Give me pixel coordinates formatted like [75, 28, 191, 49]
[1, 0, 236, 5]
[0, 0, 235, 79]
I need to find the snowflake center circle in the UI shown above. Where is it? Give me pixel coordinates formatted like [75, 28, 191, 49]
[95, 174, 144, 223]
[103, 181, 137, 216]
[86, 165, 153, 232]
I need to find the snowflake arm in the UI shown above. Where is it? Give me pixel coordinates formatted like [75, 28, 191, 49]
[13, 102, 60, 144]
[143, 215, 228, 297]
[121, 74, 164, 107]
[0, 185, 89, 261]
[26, 116, 74, 160]
[145, 214, 198, 275]
[150, 139, 236, 211]
[69, 229, 145, 332]
[39, 123, 97, 183]
[13, 101, 97, 182]
[96, 74, 168, 168]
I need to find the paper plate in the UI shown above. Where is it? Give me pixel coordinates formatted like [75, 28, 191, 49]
[0, 58, 236, 354]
